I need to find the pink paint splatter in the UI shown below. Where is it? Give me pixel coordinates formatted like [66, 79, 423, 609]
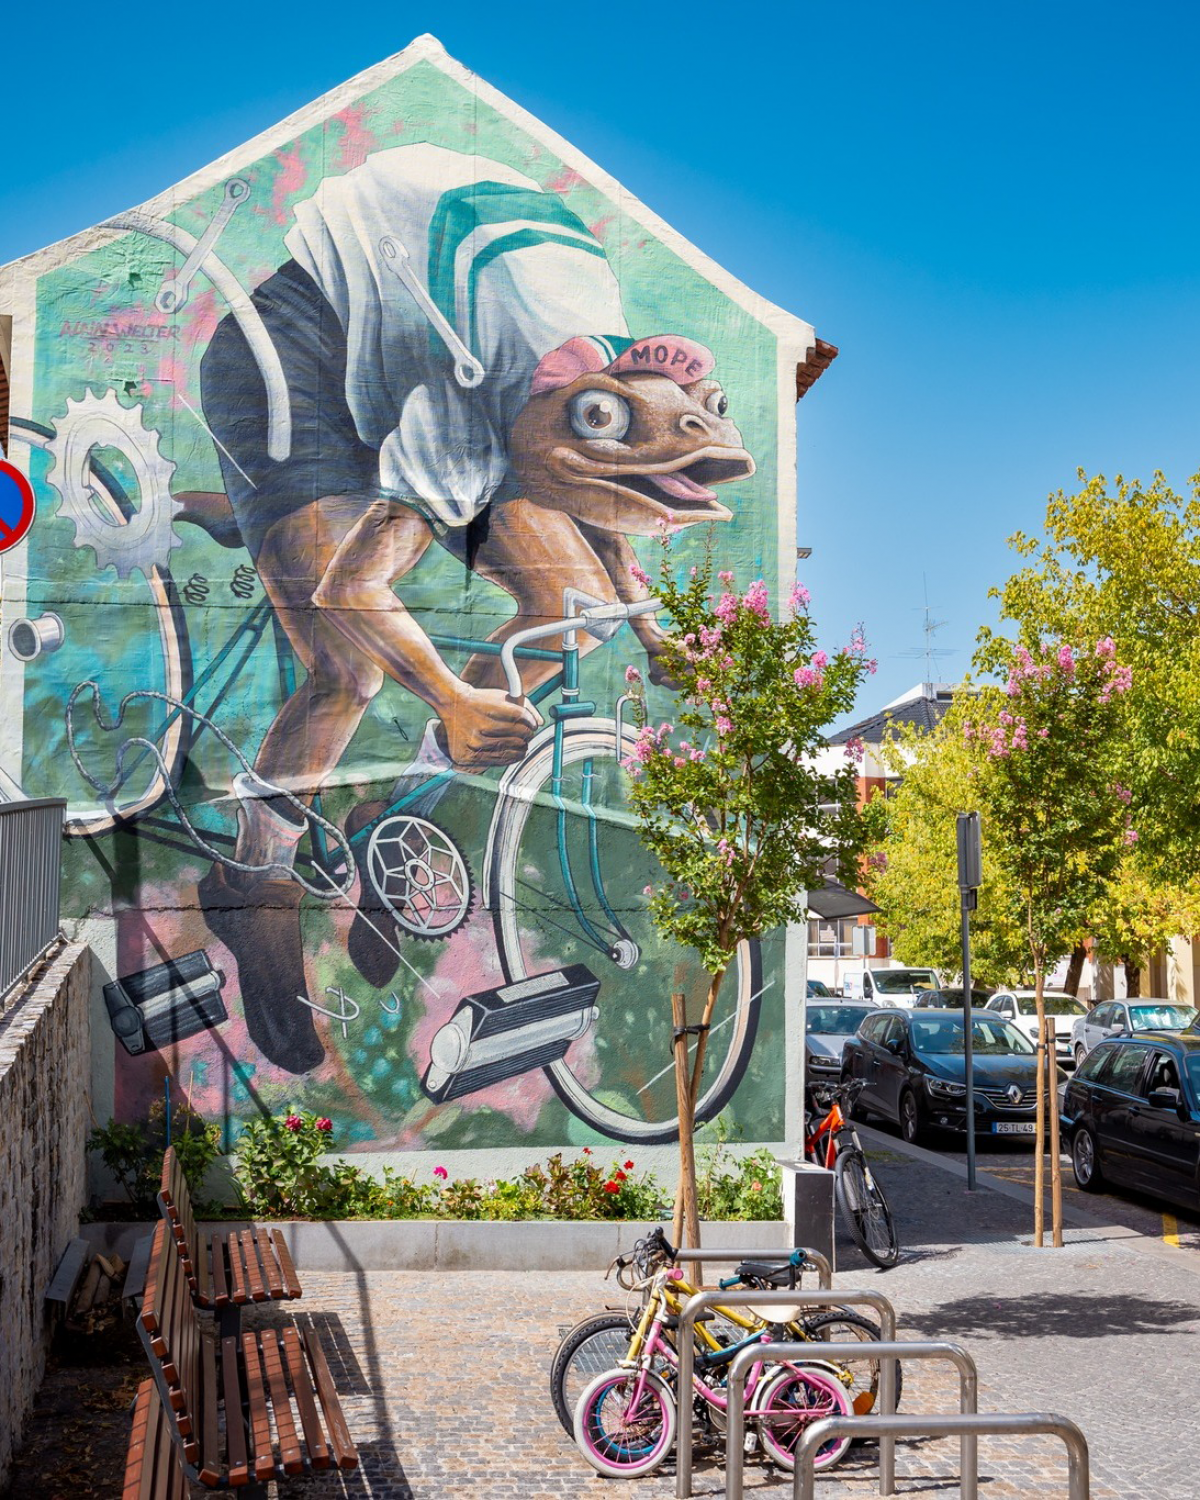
[588, 215, 616, 239]
[181, 288, 222, 354]
[335, 106, 378, 172]
[156, 353, 191, 409]
[271, 149, 308, 226]
[545, 166, 586, 194]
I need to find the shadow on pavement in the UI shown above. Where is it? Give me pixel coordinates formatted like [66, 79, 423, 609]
[903, 1290, 1198, 1340]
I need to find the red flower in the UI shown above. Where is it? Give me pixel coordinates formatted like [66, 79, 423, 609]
[614, 1170, 627, 1182]
[315, 1117, 333, 1133]
[582, 1146, 593, 1155]
[603, 1181, 621, 1193]
[623, 1160, 635, 1170]
[433, 1166, 449, 1180]
[283, 1114, 303, 1133]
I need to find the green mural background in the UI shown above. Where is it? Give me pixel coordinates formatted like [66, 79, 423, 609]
[12, 53, 787, 1152]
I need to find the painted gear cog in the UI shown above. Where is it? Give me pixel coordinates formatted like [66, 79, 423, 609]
[45, 388, 181, 578]
[366, 814, 474, 940]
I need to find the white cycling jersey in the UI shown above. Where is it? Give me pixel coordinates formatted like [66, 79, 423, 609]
[286, 143, 627, 527]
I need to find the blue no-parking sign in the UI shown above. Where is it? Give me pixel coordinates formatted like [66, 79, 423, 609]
[0, 460, 35, 553]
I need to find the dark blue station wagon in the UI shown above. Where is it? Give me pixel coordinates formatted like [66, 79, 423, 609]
[1061, 1032, 1200, 1210]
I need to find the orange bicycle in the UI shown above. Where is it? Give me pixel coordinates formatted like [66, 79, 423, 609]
[806, 1080, 901, 1269]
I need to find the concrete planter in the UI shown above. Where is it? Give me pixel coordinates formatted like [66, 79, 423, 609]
[86, 1217, 793, 1272]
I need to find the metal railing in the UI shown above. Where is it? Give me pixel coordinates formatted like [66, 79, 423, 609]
[793, 1411, 1090, 1500]
[724, 1340, 978, 1500]
[675, 1287, 898, 1498]
[0, 798, 64, 1001]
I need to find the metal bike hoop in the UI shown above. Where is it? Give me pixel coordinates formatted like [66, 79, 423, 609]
[792, 1411, 1090, 1500]
[724, 1339, 978, 1500]
[674, 1286, 898, 1499]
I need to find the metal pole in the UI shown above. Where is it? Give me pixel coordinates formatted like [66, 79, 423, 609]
[793, 1411, 1090, 1500]
[674, 1287, 898, 1499]
[724, 1340, 977, 1500]
[961, 893, 976, 1190]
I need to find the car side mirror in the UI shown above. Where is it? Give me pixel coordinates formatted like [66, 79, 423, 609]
[1147, 1086, 1183, 1113]
[1107, 1022, 1127, 1035]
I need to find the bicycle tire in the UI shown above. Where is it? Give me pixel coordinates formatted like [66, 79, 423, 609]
[834, 1149, 901, 1269]
[803, 1310, 904, 1413]
[484, 718, 762, 1143]
[550, 1312, 638, 1434]
[573, 1365, 677, 1478]
[754, 1363, 852, 1471]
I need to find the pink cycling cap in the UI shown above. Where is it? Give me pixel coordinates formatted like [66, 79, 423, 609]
[530, 334, 716, 396]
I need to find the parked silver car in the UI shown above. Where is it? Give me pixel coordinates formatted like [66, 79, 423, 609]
[804, 1001, 877, 1083]
[1070, 999, 1198, 1067]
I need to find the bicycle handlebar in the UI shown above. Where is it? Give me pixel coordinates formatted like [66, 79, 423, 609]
[499, 597, 662, 700]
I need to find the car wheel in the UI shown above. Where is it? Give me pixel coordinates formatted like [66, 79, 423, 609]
[1074, 1045, 1086, 1069]
[1071, 1126, 1104, 1192]
[898, 1089, 923, 1145]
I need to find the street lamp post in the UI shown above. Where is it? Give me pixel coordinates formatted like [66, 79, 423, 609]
[956, 812, 982, 1190]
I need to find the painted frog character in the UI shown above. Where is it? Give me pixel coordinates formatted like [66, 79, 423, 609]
[182, 146, 755, 1073]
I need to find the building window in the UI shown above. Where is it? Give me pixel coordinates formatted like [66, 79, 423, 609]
[808, 917, 858, 958]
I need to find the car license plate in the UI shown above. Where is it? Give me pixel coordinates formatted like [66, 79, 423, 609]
[993, 1122, 1036, 1134]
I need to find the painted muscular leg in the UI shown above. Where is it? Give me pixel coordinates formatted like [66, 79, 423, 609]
[199, 497, 385, 1073]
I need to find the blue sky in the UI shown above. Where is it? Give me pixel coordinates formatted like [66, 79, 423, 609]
[3, 1, 1198, 719]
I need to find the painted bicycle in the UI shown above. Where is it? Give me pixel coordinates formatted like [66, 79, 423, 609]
[10, 411, 762, 1143]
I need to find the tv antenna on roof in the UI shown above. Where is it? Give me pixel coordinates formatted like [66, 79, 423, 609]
[897, 575, 956, 682]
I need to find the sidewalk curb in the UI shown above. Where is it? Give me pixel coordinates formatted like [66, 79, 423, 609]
[857, 1123, 1197, 1271]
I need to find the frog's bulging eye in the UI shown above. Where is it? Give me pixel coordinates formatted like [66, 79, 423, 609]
[568, 389, 631, 441]
[704, 387, 729, 418]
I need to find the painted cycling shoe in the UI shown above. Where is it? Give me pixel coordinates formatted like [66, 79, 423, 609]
[198, 863, 325, 1074]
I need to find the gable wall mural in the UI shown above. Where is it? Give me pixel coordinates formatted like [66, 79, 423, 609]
[0, 37, 816, 1161]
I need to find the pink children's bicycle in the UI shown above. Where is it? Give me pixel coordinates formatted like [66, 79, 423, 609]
[571, 1258, 853, 1479]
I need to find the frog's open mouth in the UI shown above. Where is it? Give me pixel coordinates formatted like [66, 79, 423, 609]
[555, 446, 755, 515]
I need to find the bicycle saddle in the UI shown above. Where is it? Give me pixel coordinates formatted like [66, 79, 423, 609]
[728, 1259, 798, 1288]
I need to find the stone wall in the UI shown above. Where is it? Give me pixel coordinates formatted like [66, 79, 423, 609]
[0, 941, 91, 1488]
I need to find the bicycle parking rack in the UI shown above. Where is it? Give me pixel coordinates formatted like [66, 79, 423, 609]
[672, 1246, 833, 1290]
[791, 1412, 1090, 1500]
[674, 1286, 898, 1499]
[723, 1340, 978, 1500]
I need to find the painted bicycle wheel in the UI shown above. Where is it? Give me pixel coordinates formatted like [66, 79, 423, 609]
[485, 718, 762, 1143]
[573, 1366, 677, 1479]
[754, 1363, 853, 1471]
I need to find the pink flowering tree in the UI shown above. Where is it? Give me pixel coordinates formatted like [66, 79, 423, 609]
[623, 545, 874, 1248]
[967, 635, 1133, 1248]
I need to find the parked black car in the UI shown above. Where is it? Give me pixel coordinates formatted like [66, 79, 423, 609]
[841, 1007, 1060, 1144]
[912, 987, 993, 1009]
[1060, 1032, 1200, 1209]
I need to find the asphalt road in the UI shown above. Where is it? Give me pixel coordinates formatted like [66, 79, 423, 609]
[866, 1117, 1200, 1255]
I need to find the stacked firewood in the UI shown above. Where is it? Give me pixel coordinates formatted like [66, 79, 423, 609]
[65, 1250, 128, 1334]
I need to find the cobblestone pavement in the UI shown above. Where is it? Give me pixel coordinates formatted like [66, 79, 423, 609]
[9, 1148, 1200, 1498]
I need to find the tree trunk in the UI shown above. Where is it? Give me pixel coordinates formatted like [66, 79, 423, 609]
[1062, 944, 1086, 998]
[1123, 957, 1142, 998]
[671, 990, 701, 1257]
[1033, 962, 1045, 1248]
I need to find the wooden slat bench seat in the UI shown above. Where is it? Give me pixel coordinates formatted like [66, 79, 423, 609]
[158, 1146, 302, 1314]
[137, 1219, 357, 1492]
[123, 1379, 189, 1500]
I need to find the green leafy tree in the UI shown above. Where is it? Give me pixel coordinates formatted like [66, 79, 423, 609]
[861, 698, 1029, 984]
[624, 544, 872, 1248]
[987, 468, 1200, 907]
[967, 637, 1134, 1247]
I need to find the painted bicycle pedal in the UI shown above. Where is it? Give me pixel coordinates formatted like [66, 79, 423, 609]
[422, 963, 600, 1102]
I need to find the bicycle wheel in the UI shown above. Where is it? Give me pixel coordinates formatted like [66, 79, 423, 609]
[550, 1313, 637, 1435]
[803, 1310, 904, 1414]
[834, 1149, 901, 1269]
[573, 1366, 677, 1478]
[755, 1364, 852, 1471]
[485, 719, 763, 1143]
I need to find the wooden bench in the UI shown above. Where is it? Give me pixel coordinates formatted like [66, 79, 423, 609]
[137, 1218, 357, 1491]
[158, 1146, 302, 1324]
[123, 1378, 188, 1500]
